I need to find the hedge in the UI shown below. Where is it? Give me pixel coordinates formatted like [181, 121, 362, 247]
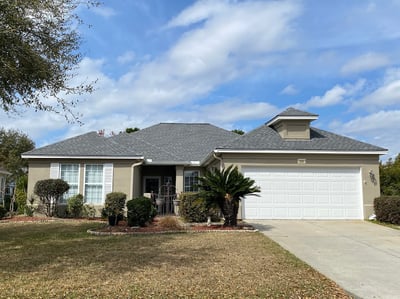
[374, 196, 400, 225]
[179, 192, 220, 223]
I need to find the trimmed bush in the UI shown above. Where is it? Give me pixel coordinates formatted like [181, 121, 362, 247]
[374, 196, 400, 225]
[0, 205, 7, 219]
[179, 192, 220, 223]
[104, 192, 126, 226]
[127, 197, 154, 227]
[34, 179, 70, 217]
[67, 194, 84, 218]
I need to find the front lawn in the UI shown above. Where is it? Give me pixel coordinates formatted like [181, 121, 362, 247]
[0, 221, 349, 298]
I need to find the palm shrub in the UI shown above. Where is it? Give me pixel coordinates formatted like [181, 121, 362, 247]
[198, 165, 260, 226]
[104, 192, 126, 226]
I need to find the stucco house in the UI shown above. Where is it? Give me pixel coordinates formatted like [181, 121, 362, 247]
[22, 108, 387, 220]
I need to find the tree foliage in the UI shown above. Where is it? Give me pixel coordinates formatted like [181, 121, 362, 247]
[34, 179, 69, 217]
[198, 165, 260, 226]
[0, 128, 34, 180]
[231, 129, 245, 135]
[380, 154, 400, 196]
[0, 0, 97, 121]
[125, 127, 140, 133]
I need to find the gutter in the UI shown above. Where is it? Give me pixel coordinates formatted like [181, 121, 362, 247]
[130, 160, 144, 199]
[21, 155, 145, 160]
[213, 153, 224, 170]
[213, 149, 388, 155]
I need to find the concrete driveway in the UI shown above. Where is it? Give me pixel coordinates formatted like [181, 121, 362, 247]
[248, 220, 400, 299]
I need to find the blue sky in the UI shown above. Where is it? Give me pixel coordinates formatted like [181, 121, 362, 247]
[2, 0, 400, 160]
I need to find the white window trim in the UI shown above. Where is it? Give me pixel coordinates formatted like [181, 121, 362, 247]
[83, 163, 113, 205]
[184, 170, 200, 192]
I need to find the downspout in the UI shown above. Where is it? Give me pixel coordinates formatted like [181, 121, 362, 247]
[130, 160, 143, 199]
[213, 153, 224, 170]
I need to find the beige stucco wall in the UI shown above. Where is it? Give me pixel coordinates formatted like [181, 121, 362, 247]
[26, 159, 142, 211]
[211, 153, 381, 219]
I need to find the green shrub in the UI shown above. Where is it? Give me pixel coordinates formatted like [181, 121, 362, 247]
[34, 179, 70, 217]
[374, 196, 400, 225]
[104, 192, 126, 226]
[15, 189, 27, 215]
[67, 194, 84, 218]
[83, 204, 96, 219]
[0, 205, 7, 219]
[127, 197, 154, 227]
[24, 205, 34, 217]
[179, 192, 220, 223]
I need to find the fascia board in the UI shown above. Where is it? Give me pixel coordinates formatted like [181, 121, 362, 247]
[266, 115, 318, 127]
[214, 149, 388, 155]
[21, 155, 145, 160]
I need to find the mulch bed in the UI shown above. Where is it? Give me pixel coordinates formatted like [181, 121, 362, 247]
[0, 216, 257, 234]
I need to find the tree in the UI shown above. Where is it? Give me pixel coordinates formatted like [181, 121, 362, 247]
[380, 154, 400, 196]
[231, 129, 245, 135]
[198, 165, 260, 226]
[0, 0, 97, 121]
[125, 127, 140, 133]
[0, 128, 34, 180]
[34, 179, 69, 217]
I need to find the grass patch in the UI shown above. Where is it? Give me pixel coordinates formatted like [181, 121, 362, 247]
[369, 220, 400, 230]
[0, 221, 349, 298]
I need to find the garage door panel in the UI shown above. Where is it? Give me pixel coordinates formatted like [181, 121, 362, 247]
[243, 167, 362, 220]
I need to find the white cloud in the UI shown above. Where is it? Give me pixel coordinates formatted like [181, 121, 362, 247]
[280, 84, 298, 95]
[341, 52, 390, 75]
[117, 51, 135, 64]
[297, 79, 366, 109]
[92, 6, 117, 19]
[330, 110, 400, 160]
[352, 68, 400, 110]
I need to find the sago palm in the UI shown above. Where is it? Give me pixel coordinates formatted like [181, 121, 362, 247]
[198, 165, 260, 226]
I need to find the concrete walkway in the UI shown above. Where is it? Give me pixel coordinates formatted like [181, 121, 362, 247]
[248, 220, 400, 299]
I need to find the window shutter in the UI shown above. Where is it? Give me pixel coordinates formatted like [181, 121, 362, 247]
[50, 163, 60, 178]
[103, 163, 113, 197]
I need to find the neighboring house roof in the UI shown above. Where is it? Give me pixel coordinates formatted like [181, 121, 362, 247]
[217, 126, 386, 153]
[22, 109, 387, 163]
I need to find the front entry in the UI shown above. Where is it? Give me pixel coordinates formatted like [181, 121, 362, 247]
[143, 176, 160, 194]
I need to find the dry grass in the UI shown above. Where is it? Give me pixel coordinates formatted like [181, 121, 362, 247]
[0, 221, 350, 298]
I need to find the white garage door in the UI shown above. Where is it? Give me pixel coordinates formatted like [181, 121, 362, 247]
[242, 167, 363, 220]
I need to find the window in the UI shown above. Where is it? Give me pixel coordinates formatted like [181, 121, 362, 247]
[85, 164, 103, 204]
[144, 177, 160, 194]
[60, 164, 79, 203]
[184, 171, 199, 192]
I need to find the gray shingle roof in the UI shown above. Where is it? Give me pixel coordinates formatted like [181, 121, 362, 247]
[24, 123, 240, 162]
[277, 107, 318, 117]
[219, 125, 386, 152]
[23, 109, 386, 162]
[111, 123, 240, 162]
[22, 132, 143, 157]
